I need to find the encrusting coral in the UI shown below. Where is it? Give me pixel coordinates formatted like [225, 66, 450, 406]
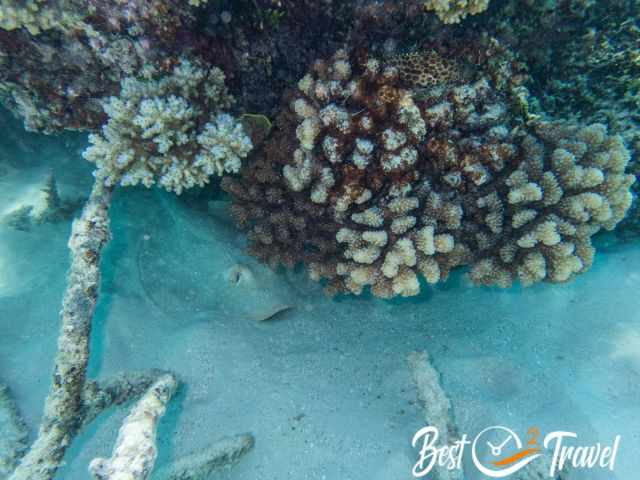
[83, 58, 253, 194]
[422, 0, 490, 24]
[224, 48, 636, 298]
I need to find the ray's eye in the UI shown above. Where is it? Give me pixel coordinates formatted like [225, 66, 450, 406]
[228, 264, 252, 286]
[229, 268, 242, 285]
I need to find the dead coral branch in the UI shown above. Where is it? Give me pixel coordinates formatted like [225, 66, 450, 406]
[10, 179, 114, 480]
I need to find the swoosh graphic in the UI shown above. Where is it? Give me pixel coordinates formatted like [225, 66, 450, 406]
[492, 447, 541, 467]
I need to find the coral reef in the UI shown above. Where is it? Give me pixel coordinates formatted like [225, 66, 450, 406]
[423, 0, 490, 24]
[0, 0, 210, 133]
[89, 373, 178, 480]
[224, 49, 635, 298]
[0, 27, 116, 132]
[0, 0, 85, 35]
[485, 0, 640, 237]
[83, 58, 252, 194]
[0, 0, 505, 134]
[491, 1, 640, 145]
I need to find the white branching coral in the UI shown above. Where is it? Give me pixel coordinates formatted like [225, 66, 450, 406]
[83, 59, 252, 194]
[0, 0, 85, 35]
[423, 0, 490, 24]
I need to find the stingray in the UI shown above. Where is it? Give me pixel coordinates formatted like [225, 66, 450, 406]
[135, 190, 313, 321]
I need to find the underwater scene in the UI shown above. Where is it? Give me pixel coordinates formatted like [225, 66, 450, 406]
[0, 1, 639, 479]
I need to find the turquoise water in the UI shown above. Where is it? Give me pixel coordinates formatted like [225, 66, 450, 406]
[1, 2, 639, 479]
[0, 112, 638, 479]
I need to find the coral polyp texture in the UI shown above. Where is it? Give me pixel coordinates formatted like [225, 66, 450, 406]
[423, 0, 490, 24]
[83, 59, 252, 194]
[223, 49, 636, 298]
[388, 50, 462, 88]
[466, 121, 634, 287]
[0, 0, 211, 133]
[0, 0, 84, 35]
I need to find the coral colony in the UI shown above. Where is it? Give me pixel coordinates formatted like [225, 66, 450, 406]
[0, 0, 638, 479]
[223, 49, 634, 298]
[83, 59, 252, 193]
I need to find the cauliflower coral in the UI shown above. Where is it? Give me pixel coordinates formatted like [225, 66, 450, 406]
[223, 48, 635, 298]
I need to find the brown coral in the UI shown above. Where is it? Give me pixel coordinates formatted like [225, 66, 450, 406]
[223, 107, 340, 273]
[224, 48, 635, 299]
[467, 122, 635, 286]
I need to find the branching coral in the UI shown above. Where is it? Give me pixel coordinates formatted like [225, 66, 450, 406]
[223, 49, 487, 297]
[422, 0, 490, 24]
[0, 0, 86, 35]
[483, 1, 639, 240]
[467, 121, 634, 287]
[9, 173, 254, 479]
[83, 59, 252, 194]
[9, 179, 116, 480]
[1, 173, 84, 231]
[224, 49, 635, 298]
[0, 0, 214, 133]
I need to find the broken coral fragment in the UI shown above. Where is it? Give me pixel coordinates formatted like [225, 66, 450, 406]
[89, 374, 178, 480]
[1, 173, 83, 231]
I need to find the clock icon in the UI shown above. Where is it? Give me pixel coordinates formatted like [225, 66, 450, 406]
[472, 426, 542, 478]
